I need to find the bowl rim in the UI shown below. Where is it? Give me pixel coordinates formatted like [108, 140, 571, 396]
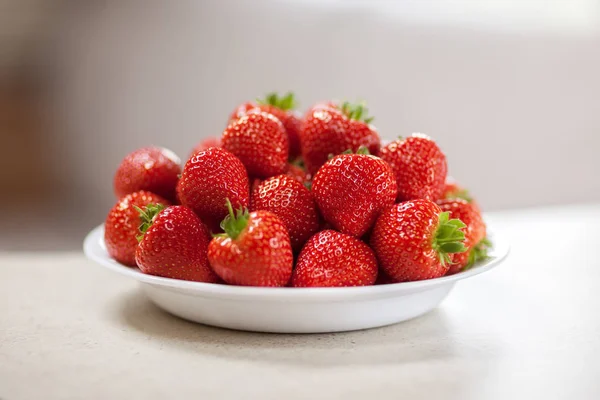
[84, 223, 509, 300]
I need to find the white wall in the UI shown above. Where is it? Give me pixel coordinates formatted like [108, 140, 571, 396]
[51, 0, 600, 223]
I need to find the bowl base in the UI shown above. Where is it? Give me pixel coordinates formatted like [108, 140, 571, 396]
[141, 282, 455, 333]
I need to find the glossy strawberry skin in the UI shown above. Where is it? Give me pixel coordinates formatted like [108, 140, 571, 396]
[312, 153, 397, 237]
[249, 163, 312, 203]
[222, 111, 289, 178]
[251, 175, 320, 252]
[380, 134, 447, 202]
[177, 147, 249, 231]
[207, 211, 293, 287]
[230, 102, 302, 160]
[191, 137, 220, 157]
[300, 105, 381, 174]
[291, 230, 378, 287]
[370, 199, 449, 282]
[104, 191, 170, 266]
[436, 198, 486, 274]
[113, 147, 181, 202]
[135, 206, 219, 282]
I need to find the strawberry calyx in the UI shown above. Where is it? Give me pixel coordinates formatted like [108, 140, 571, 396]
[432, 211, 468, 266]
[465, 237, 492, 269]
[218, 198, 249, 240]
[257, 92, 297, 111]
[134, 203, 166, 242]
[340, 101, 374, 124]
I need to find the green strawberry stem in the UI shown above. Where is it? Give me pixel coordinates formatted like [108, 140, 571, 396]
[340, 101, 374, 124]
[134, 203, 165, 242]
[465, 237, 492, 269]
[220, 198, 249, 240]
[257, 91, 297, 111]
[432, 211, 468, 266]
[338, 146, 371, 157]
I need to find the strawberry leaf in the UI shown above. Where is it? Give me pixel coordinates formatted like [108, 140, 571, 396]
[220, 198, 249, 240]
[432, 211, 468, 266]
[134, 203, 166, 242]
[340, 101, 374, 123]
[257, 91, 297, 111]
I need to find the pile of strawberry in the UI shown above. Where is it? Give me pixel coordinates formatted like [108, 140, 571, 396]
[104, 92, 490, 287]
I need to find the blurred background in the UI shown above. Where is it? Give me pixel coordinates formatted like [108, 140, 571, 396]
[1, 0, 599, 251]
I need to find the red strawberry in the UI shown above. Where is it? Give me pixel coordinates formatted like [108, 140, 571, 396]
[370, 199, 467, 282]
[221, 110, 288, 178]
[251, 175, 320, 252]
[113, 147, 181, 202]
[291, 230, 378, 287]
[104, 191, 170, 266]
[312, 148, 397, 237]
[208, 201, 293, 287]
[229, 92, 302, 160]
[229, 94, 300, 159]
[300, 102, 381, 174]
[177, 147, 249, 231]
[436, 198, 489, 274]
[380, 134, 447, 202]
[135, 205, 219, 282]
[191, 136, 220, 157]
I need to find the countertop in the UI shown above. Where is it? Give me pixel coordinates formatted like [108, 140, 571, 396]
[1, 204, 599, 400]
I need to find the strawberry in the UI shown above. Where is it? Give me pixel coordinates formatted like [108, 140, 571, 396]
[300, 101, 381, 174]
[249, 161, 312, 203]
[291, 230, 378, 287]
[176, 147, 249, 231]
[436, 198, 490, 274]
[135, 205, 219, 282]
[370, 199, 467, 282]
[312, 148, 397, 237]
[113, 146, 181, 202]
[251, 175, 320, 252]
[191, 136, 220, 157]
[221, 110, 288, 178]
[380, 134, 447, 202]
[104, 191, 170, 266]
[208, 200, 293, 287]
[229, 92, 302, 160]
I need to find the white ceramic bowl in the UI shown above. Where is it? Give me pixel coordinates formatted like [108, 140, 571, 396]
[84, 223, 509, 333]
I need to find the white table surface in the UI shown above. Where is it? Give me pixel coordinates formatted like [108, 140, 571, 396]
[1, 204, 599, 400]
